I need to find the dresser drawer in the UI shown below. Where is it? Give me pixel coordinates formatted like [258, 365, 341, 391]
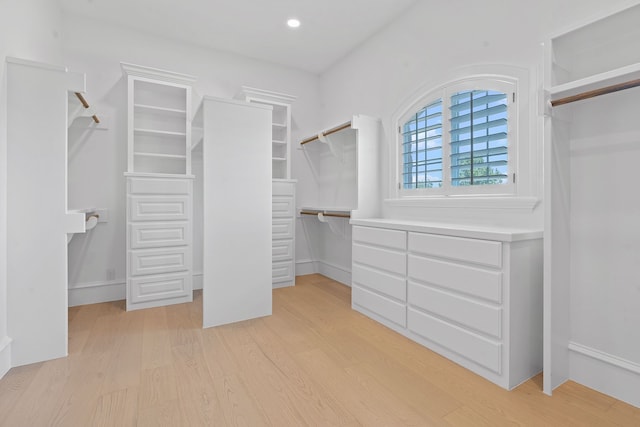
[352, 263, 406, 302]
[353, 226, 406, 251]
[409, 232, 502, 268]
[408, 255, 502, 303]
[272, 239, 294, 262]
[129, 195, 189, 222]
[130, 222, 189, 249]
[272, 260, 294, 283]
[352, 243, 406, 276]
[273, 218, 294, 240]
[129, 272, 190, 304]
[130, 247, 189, 276]
[272, 197, 294, 217]
[353, 285, 406, 327]
[128, 177, 191, 195]
[408, 281, 502, 338]
[408, 308, 502, 374]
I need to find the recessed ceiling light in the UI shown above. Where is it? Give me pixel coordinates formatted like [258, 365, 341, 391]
[287, 18, 301, 28]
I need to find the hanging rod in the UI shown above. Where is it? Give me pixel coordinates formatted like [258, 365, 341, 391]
[300, 121, 352, 145]
[300, 210, 351, 219]
[74, 92, 100, 124]
[551, 78, 640, 107]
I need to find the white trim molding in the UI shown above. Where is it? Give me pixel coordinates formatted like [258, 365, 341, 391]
[569, 342, 640, 408]
[0, 336, 13, 380]
[317, 261, 351, 287]
[68, 280, 126, 307]
[385, 196, 539, 212]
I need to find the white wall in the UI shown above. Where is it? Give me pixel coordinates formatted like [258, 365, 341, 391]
[0, 0, 63, 378]
[61, 13, 322, 304]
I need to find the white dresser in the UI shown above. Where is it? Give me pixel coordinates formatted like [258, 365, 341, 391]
[351, 219, 543, 390]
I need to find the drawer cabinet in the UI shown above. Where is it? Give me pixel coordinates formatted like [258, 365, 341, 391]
[351, 222, 542, 390]
[272, 180, 296, 288]
[126, 175, 193, 310]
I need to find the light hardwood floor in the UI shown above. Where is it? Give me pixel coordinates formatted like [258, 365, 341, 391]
[1, 274, 639, 426]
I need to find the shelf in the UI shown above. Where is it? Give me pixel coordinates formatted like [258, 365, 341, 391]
[134, 128, 187, 138]
[272, 157, 287, 162]
[272, 122, 287, 128]
[550, 62, 640, 104]
[272, 139, 286, 145]
[133, 152, 187, 159]
[134, 103, 187, 116]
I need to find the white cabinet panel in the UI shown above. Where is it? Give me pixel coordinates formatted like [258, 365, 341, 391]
[272, 197, 295, 217]
[353, 226, 406, 250]
[408, 281, 502, 339]
[129, 177, 191, 195]
[352, 243, 406, 275]
[130, 247, 189, 276]
[408, 308, 502, 374]
[129, 195, 189, 222]
[353, 285, 406, 327]
[130, 222, 189, 249]
[352, 263, 406, 302]
[130, 272, 190, 304]
[409, 232, 502, 268]
[272, 239, 294, 262]
[272, 218, 294, 240]
[273, 260, 295, 284]
[408, 255, 502, 303]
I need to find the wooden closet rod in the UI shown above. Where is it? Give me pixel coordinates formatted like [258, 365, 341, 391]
[74, 92, 100, 124]
[300, 121, 352, 145]
[300, 210, 351, 219]
[551, 78, 640, 107]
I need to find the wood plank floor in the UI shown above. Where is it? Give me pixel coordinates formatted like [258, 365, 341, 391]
[1, 274, 639, 426]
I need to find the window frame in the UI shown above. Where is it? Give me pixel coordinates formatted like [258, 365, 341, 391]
[397, 75, 517, 198]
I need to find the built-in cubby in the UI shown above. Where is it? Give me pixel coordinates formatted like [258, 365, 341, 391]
[122, 63, 196, 311]
[544, 2, 640, 408]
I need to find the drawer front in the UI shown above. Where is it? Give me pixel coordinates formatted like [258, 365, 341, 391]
[408, 255, 502, 303]
[272, 260, 294, 283]
[353, 226, 406, 251]
[130, 222, 189, 249]
[130, 196, 189, 222]
[408, 308, 502, 374]
[352, 285, 406, 327]
[409, 232, 502, 268]
[129, 177, 191, 195]
[352, 263, 406, 302]
[130, 272, 190, 304]
[272, 239, 294, 262]
[130, 247, 189, 276]
[272, 197, 294, 217]
[272, 180, 295, 197]
[352, 243, 406, 276]
[408, 281, 502, 338]
[273, 218, 294, 240]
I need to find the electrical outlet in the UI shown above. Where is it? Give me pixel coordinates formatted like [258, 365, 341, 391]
[106, 268, 115, 281]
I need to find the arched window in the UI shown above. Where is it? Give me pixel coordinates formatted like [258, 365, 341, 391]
[399, 77, 517, 196]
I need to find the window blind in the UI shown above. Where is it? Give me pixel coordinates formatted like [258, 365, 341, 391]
[402, 99, 443, 189]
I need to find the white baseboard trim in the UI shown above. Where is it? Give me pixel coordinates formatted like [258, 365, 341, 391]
[569, 341, 640, 408]
[0, 336, 13, 380]
[317, 261, 351, 287]
[69, 280, 126, 307]
[295, 259, 317, 277]
[193, 272, 203, 290]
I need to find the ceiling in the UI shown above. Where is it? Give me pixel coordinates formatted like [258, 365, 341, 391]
[59, 0, 419, 74]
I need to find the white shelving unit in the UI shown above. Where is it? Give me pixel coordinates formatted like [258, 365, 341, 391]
[237, 87, 298, 287]
[544, 3, 640, 407]
[122, 63, 196, 311]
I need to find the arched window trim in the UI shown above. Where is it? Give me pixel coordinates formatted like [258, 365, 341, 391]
[396, 74, 519, 198]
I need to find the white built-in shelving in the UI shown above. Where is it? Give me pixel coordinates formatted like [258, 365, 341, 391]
[122, 63, 196, 311]
[544, 3, 640, 408]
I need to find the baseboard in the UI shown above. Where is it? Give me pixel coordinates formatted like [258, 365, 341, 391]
[0, 336, 12, 380]
[68, 280, 125, 307]
[317, 261, 351, 287]
[193, 272, 203, 290]
[569, 341, 640, 408]
[295, 259, 317, 276]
